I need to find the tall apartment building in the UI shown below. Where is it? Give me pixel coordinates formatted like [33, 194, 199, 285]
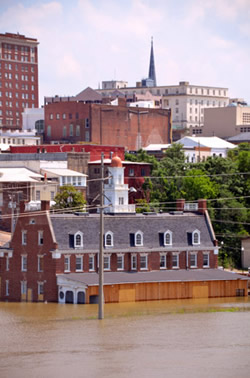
[0, 32, 39, 129]
[97, 81, 229, 133]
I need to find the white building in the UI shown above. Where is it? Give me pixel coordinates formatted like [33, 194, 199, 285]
[0, 129, 40, 151]
[102, 80, 128, 90]
[176, 136, 236, 163]
[97, 81, 229, 131]
[22, 107, 44, 133]
[104, 156, 135, 213]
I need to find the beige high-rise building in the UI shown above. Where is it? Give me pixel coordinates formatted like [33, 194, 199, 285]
[201, 104, 250, 139]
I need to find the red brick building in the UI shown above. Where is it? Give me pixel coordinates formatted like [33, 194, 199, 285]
[0, 32, 39, 129]
[43, 100, 171, 150]
[1, 196, 247, 304]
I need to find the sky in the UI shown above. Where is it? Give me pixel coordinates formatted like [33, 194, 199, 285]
[1, 0, 250, 107]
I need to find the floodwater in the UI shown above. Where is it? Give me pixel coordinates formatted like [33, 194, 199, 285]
[1, 298, 250, 378]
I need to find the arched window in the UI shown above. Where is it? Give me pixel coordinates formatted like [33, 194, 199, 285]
[192, 230, 200, 245]
[74, 231, 83, 248]
[135, 231, 143, 246]
[164, 231, 172, 246]
[105, 231, 113, 247]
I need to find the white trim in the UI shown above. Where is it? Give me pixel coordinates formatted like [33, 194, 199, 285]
[140, 253, 148, 270]
[131, 254, 137, 270]
[74, 231, 83, 248]
[104, 254, 111, 271]
[116, 253, 124, 271]
[135, 231, 143, 246]
[192, 229, 200, 245]
[38, 230, 43, 245]
[64, 255, 70, 272]
[89, 254, 95, 271]
[190, 252, 197, 268]
[160, 253, 167, 269]
[203, 251, 210, 268]
[105, 231, 113, 247]
[21, 255, 27, 272]
[22, 230, 27, 245]
[75, 255, 83, 272]
[172, 252, 179, 269]
[164, 230, 172, 246]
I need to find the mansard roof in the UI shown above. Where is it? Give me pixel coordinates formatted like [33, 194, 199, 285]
[50, 212, 215, 252]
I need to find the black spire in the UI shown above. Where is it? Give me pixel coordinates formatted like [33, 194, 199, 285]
[148, 37, 156, 86]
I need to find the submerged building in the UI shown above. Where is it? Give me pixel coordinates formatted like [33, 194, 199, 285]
[0, 156, 247, 303]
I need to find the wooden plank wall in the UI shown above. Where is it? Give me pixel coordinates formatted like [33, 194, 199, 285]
[85, 279, 248, 304]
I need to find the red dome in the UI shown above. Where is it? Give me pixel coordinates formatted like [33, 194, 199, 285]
[110, 155, 123, 168]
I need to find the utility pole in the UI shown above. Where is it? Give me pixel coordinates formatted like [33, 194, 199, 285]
[98, 152, 104, 319]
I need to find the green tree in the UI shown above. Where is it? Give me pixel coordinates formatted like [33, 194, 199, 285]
[52, 185, 86, 210]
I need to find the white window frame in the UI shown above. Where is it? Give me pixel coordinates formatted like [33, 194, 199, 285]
[104, 254, 111, 271]
[89, 255, 95, 271]
[131, 254, 137, 270]
[22, 230, 27, 245]
[74, 231, 83, 248]
[160, 253, 167, 269]
[64, 255, 70, 272]
[135, 231, 143, 246]
[164, 230, 172, 246]
[38, 282, 44, 295]
[117, 254, 124, 271]
[21, 255, 27, 271]
[192, 230, 200, 245]
[105, 231, 113, 247]
[21, 280, 27, 295]
[203, 252, 210, 268]
[140, 254, 148, 270]
[190, 253, 197, 268]
[172, 253, 179, 269]
[76, 255, 83, 272]
[38, 255, 43, 272]
[6, 280, 9, 296]
[38, 230, 43, 245]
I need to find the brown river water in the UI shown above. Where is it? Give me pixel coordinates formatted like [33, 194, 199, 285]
[1, 297, 250, 378]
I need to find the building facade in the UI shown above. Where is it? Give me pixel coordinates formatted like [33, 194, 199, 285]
[97, 81, 229, 133]
[0, 32, 39, 128]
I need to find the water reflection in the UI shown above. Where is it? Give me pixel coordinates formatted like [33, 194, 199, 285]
[0, 297, 250, 378]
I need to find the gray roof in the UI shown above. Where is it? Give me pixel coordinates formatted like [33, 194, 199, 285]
[227, 132, 250, 142]
[58, 269, 248, 286]
[50, 212, 215, 252]
[75, 87, 102, 102]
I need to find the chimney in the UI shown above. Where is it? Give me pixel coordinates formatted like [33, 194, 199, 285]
[41, 200, 50, 212]
[198, 199, 207, 214]
[176, 199, 185, 212]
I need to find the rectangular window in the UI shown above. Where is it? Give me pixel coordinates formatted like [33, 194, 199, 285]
[22, 230, 27, 245]
[38, 282, 44, 295]
[85, 118, 89, 128]
[36, 190, 40, 200]
[6, 256, 9, 271]
[160, 254, 167, 269]
[131, 254, 137, 270]
[89, 255, 95, 271]
[190, 253, 197, 268]
[104, 255, 111, 271]
[38, 256, 44, 272]
[64, 256, 70, 272]
[172, 254, 179, 269]
[21, 255, 27, 271]
[140, 255, 148, 270]
[129, 168, 134, 176]
[38, 231, 43, 245]
[203, 253, 209, 267]
[76, 125, 80, 136]
[76, 256, 83, 271]
[69, 124, 74, 136]
[119, 197, 124, 205]
[117, 255, 124, 270]
[6, 280, 9, 296]
[21, 281, 27, 295]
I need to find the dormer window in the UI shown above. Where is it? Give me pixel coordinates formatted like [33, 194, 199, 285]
[135, 231, 143, 246]
[105, 231, 113, 247]
[74, 231, 83, 248]
[192, 230, 200, 245]
[164, 231, 172, 246]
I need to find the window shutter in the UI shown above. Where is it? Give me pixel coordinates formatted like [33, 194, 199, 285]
[69, 234, 74, 248]
[130, 233, 135, 247]
[159, 233, 164, 246]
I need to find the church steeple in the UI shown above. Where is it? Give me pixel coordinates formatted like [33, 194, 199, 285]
[148, 37, 156, 86]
